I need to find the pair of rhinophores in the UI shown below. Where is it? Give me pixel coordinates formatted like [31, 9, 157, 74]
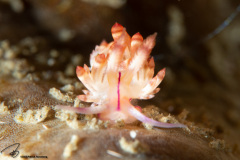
[56, 23, 186, 128]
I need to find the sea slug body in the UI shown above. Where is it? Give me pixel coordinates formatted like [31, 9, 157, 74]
[56, 23, 186, 128]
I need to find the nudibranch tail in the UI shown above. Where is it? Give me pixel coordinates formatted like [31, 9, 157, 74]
[128, 106, 187, 128]
[54, 22, 187, 129]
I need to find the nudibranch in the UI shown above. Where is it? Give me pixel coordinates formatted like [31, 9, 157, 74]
[56, 23, 186, 128]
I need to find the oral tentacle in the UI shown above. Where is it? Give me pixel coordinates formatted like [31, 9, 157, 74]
[128, 105, 187, 128]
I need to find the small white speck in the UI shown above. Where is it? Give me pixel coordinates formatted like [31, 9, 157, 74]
[42, 124, 49, 130]
[130, 130, 137, 139]
[0, 136, 4, 141]
[37, 133, 42, 140]
[0, 121, 6, 124]
[50, 49, 59, 58]
[58, 29, 75, 41]
[47, 58, 55, 66]
[107, 150, 123, 158]
[63, 135, 80, 158]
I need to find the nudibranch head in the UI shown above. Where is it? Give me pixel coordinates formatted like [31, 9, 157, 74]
[56, 23, 186, 128]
